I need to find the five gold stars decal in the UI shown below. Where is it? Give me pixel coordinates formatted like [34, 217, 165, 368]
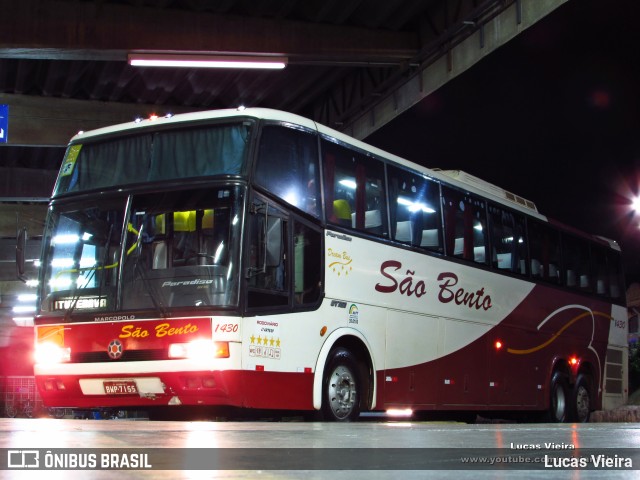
[250, 335, 281, 347]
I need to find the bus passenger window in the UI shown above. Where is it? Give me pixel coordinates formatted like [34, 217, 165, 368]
[247, 199, 288, 309]
[442, 187, 487, 265]
[488, 205, 527, 275]
[607, 252, 623, 299]
[293, 220, 322, 306]
[562, 235, 591, 290]
[387, 165, 442, 252]
[322, 138, 388, 237]
[255, 126, 321, 218]
[593, 247, 623, 300]
[528, 221, 561, 284]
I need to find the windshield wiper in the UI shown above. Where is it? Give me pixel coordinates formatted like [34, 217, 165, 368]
[62, 226, 116, 321]
[129, 222, 169, 318]
[134, 261, 169, 318]
[63, 266, 98, 322]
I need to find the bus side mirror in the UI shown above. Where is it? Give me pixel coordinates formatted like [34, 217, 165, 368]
[16, 227, 27, 282]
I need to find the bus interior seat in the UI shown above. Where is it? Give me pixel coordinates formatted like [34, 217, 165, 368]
[497, 253, 512, 270]
[333, 199, 352, 226]
[566, 269, 577, 287]
[453, 238, 464, 256]
[202, 209, 214, 229]
[395, 221, 412, 242]
[531, 259, 541, 277]
[351, 210, 382, 230]
[152, 242, 168, 269]
[420, 229, 439, 248]
[474, 247, 486, 263]
[174, 211, 196, 232]
[580, 275, 590, 289]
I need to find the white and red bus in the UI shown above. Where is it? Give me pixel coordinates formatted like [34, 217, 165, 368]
[28, 108, 627, 422]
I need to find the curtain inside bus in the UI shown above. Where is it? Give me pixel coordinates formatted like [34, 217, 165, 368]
[54, 123, 251, 195]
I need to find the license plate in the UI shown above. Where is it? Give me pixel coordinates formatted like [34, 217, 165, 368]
[103, 381, 138, 395]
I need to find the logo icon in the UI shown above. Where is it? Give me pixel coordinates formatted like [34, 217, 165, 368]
[348, 304, 359, 324]
[7, 450, 39, 468]
[107, 339, 124, 360]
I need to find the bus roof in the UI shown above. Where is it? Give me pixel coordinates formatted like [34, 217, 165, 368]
[70, 107, 549, 222]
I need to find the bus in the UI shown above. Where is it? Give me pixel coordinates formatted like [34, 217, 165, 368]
[27, 107, 627, 422]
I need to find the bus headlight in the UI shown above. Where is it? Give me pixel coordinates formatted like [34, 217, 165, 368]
[35, 342, 71, 364]
[168, 340, 229, 361]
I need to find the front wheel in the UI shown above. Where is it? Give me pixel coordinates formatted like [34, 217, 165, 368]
[321, 348, 362, 421]
[571, 374, 592, 423]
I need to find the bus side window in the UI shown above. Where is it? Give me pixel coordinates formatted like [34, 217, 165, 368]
[322, 138, 388, 237]
[442, 187, 487, 265]
[255, 125, 320, 218]
[488, 204, 527, 275]
[293, 220, 322, 306]
[607, 251, 623, 299]
[593, 247, 623, 300]
[562, 235, 591, 291]
[247, 200, 289, 309]
[387, 165, 442, 252]
[528, 221, 561, 284]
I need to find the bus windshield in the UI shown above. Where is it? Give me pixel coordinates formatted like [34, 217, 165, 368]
[41, 186, 244, 315]
[54, 122, 252, 196]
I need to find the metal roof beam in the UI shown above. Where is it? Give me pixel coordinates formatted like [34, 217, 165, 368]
[0, 0, 418, 65]
[0, 93, 197, 146]
[331, 0, 568, 140]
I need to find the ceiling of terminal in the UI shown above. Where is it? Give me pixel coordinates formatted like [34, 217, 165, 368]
[0, 0, 562, 210]
[0, 0, 566, 298]
[1, 0, 489, 126]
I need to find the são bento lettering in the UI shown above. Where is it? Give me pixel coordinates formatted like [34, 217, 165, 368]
[375, 260, 492, 311]
[119, 323, 199, 338]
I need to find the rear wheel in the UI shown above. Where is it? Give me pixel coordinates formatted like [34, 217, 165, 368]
[547, 371, 570, 422]
[571, 374, 592, 423]
[321, 347, 362, 421]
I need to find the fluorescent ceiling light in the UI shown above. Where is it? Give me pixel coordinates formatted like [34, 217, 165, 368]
[128, 53, 287, 69]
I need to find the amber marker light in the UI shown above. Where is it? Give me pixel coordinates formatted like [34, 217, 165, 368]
[320, 326, 327, 337]
[494, 340, 503, 350]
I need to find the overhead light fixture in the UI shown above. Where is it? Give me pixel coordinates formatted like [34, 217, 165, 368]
[128, 53, 287, 70]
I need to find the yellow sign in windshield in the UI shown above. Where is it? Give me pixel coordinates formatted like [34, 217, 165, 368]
[60, 144, 82, 177]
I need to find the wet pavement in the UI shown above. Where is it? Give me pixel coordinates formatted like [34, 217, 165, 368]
[1, 417, 639, 479]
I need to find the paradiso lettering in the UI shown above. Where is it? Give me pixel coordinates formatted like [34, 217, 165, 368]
[374, 260, 492, 311]
[119, 323, 199, 338]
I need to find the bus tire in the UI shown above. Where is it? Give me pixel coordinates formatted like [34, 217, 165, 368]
[321, 347, 362, 422]
[571, 374, 591, 423]
[547, 371, 569, 423]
